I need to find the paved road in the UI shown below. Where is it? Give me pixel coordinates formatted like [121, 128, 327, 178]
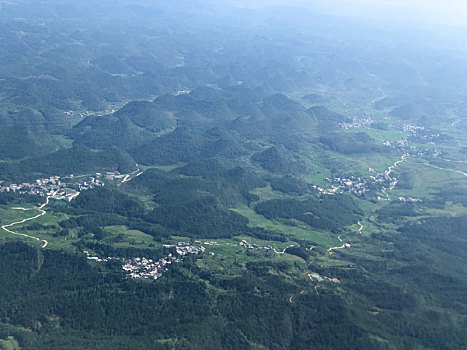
[119, 168, 143, 186]
[328, 236, 351, 252]
[1, 192, 56, 248]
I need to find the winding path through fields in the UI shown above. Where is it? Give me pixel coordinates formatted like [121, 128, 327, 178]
[273, 243, 298, 255]
[1, 192, 56, 248]
[381, 153, 410, 200]
[1, 166, 144, 248]
[328, 236, 350, 252]
[418, 162, 467, 178]
[358, 221, 364, 233]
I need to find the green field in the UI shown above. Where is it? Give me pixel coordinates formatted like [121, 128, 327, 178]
[233, 207, 341, 247]
[0, 336, 20, 350]
[250, 185, 291, 201]
[347, 127, 408, 145]
[0, 207, 40, 226]
[302, 156, 333, 186]
[103, 225, 159, 249]
[391, 159, 467, 199]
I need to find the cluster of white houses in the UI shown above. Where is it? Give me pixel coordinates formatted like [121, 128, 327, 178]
[123, 245, 205, 279]
[122, 255, 180, 280]
[0, 172, 117, 202]
[325, 176, 369, 197]
[85, 245, 205, 280]
[0, 175, 104, 202]
[339, 117, 374, 129]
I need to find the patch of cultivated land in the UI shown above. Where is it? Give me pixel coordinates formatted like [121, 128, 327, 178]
[347, 127, 408, 144]
[393, 160, 466, 199]
[0, 336, 20, 350]
[0, 206, 40, 226]
[104, 225, 160, 249]
[232, 207, 341, 248]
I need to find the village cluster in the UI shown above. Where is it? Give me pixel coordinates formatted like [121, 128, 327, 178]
[122, 255, 181, 280]
[339, 117, 374, 129]
[239, 239, 273, 251]
[384, 138, 410, 150]
[64, 109, 116, 118]
[325, 176, 369, 197]
[0, 173, 107, 202]
[0, 171, 130, 202]
[403, 123, 425, 134]
[398, 124, 441, 145]
[308, 272, 341, 284]
[85, 244, 205, 280]
[398, 196, 421, 202]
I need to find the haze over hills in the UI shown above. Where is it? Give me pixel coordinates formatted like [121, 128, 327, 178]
[225, 0, 467, 28]
[0, 1, 466, 349]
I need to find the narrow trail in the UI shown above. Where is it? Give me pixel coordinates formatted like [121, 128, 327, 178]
[328, 221, 363, 252]
[381, 153, 409, 200]
[417, 162, 467, 177]
[273, 243, 298, 255]
[121, 174, 130, 183]
[438, 158, 467, 165]
[358, 221, 364, 233]
[328, 236, 350, 252]
[1, 193, 56, 248]
[369, 88, 386, 106]
[2, 166, 145, 247]
[119, 168, 143, 186]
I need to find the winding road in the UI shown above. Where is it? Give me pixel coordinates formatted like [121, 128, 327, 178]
[328, 220, 364, 252]
[381, 153, 410, 200]
[119, 168, 143, 186]
[1, 192, 56, 248]
[273, 243, 298, 255]
[2, 166, 144, 248]
[328, 235, 351, 252]
[358, 221, 364, 233]
[418, 162, 467, 178]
